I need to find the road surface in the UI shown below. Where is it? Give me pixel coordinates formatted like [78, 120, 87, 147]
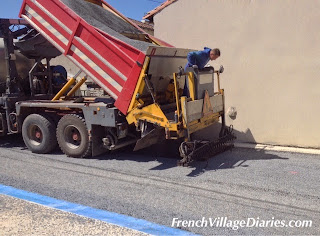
[0, 135, 319, 235]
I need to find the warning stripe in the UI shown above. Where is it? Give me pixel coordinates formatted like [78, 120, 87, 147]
[32, 0, 73, 34]
[30, 1, 128, 84]
[25, 5, 68, 46]
[75, 37, 127, 82]
[23, 2, 127, 100]
[21, 14, 64, 53]
[71, 45, 122, 92]
[66, 55, 118, 99]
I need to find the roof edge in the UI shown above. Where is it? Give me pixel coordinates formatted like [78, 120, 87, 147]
[143, 0, 178, 21]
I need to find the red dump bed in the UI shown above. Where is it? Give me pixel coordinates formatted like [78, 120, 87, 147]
[19, 0, 146, 114]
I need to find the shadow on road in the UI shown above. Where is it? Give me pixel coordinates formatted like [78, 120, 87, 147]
[185, 148, 289, 177]
[0, 134, 289, 178]
[144, 142, 289, 177]
[95, 140, 289, 177]
[0, 134, 26, 149]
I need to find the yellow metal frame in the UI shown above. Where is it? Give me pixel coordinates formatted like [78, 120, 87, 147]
[127, 57, 181, 131]
[126, 59, 225, 141]
[179, 70, 224, 140]
[52, 77, 75, 101]
[66, 76, 87, 98]
[187, 72, 196, 101]
[52, 70, 83, 101]
[188, 113, 221, 134]
[173, 73, 180, 120]
[171, 71, 195, 120]
[127, 56, 150, 114]
[126, 103, 178, 131]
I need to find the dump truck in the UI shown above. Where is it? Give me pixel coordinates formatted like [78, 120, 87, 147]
[0, 0, 235, 166]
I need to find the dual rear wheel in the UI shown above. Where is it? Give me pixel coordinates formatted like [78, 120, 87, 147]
[56, 114, 92, 158]
[22, 114, 91, 158]
[22, 114, 57, 154]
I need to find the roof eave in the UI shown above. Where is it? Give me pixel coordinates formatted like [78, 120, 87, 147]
[143, 0, 178, 21]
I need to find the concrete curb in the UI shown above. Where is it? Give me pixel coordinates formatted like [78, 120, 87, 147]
[235, 142, 320, 155]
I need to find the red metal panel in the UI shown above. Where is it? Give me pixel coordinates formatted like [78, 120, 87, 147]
[70, 50, 121, 98]
[81, 24, 143, 76]
[35, 0, 78, 33]
[148, 35, 174, 47]
[19, 0, 148, 114]
[72, 34, 125, 87]
[114, 53, 146, 113]
[21, 10, 67, 52]
[75, 23, 137, 84]
[25, 1, 71, 40]
[64, 17, 81, 56]
[18, 0, 28, 18]
[94, 28, 145, 65]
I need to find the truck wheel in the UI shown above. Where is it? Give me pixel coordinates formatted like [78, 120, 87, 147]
[22, 114, 58, 154]
[56, 114, 92, 158]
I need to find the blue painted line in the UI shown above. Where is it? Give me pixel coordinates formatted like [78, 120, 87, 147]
[0, 184, 197, 236]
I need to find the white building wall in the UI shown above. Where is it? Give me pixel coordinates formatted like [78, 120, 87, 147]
[153, 0, 320, 148]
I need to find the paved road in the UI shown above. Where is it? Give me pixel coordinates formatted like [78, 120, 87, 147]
[0, 134, 319, 235]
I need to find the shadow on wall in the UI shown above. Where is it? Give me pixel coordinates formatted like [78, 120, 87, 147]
[192, 122, 256, 144]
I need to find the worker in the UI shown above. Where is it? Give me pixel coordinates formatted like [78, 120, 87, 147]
[185, 47, 221, 70]
[183, 47, 220, 97]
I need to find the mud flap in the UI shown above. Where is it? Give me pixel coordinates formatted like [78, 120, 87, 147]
[91, 125, 108, 157]
[133, 128, 165, 151]
[0, 113, 7, 136]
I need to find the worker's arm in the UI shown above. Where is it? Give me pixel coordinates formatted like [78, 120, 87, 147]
[187, 51, 197, 66]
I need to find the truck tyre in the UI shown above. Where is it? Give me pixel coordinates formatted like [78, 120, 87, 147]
[56, 114, 92, 158]
[22, 114, 58, 154]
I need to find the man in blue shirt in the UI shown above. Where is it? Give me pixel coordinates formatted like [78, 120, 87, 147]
[185, 47, 220, 70]
[183, 47, 220, 97]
